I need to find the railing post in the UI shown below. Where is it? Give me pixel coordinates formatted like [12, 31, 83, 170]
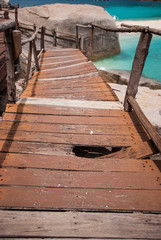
[76, 25, 79, 49]
[4, 29, 16, 102]
[52, 28, 57, 47]
[124, 32, 152, 111]
[15, 6, 18, 30]
[4, 11, 9, 19]
[40, 26, 46, 51]
[25, 41, 32, 84]
[33, 39, 40, 72]
[88, 25, 94, 60]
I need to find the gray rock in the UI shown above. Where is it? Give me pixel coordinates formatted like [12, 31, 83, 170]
[99, 69, 161, 90]
[0, 0, 10, 6]
[14, 4, 120, 60]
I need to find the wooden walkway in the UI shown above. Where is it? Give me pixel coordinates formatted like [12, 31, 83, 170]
[0, 48, 161, 238]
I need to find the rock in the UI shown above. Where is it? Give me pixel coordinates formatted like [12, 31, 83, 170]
[14, 4, 120, 60]
[99, 69, 161, 90]
[0, 0, 10, 6]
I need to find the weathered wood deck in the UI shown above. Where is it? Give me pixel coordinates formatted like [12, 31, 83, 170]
[0, 48, 161, 238]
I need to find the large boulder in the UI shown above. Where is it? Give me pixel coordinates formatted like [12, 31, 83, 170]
[16, 4, 120, 60]
[0, 0, 10, 5]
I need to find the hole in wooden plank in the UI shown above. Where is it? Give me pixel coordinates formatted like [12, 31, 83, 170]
[72, 146, 122, 158]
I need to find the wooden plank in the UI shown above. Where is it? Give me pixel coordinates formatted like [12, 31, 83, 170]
[0, 153, 158, 173]
[0, 187, 161, 212]
[0, 168, 160, 190]
[0, 129, 143, 146]
[0, 211, 161, 239]
[2, 113, 135, 125]
[40, 58, 87, 70]
[0, 121, 148, 138]
[0, 239, 149, 240]
[41, 49, 83, 57]
[0, 239, 150, 240]
[4, 104, 132, 117]
[23, 83, 113, 93]
[0, 140, 73, 155]
[27, 74, 106, 85]
[15, 97, 123, 109]
[102, 140, 158, 159]
[39, 54, 87, 64]
[21, 93, 118, 101]
[32, 62, 97, 79]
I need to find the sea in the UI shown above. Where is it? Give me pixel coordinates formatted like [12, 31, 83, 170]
[10, 0, 161, 83]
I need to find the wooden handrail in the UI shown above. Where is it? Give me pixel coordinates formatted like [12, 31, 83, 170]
[121, 23, 161, 36]
[21, 26, 41, 45]
[92, 23, 161, 36]
[76, 24, 92, 29]
[128, 96, 161, 153]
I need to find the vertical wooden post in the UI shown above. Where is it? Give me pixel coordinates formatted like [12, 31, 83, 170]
[33, 39, 40, 72]
[4, 29, 16, 102]
[76, 25, 79, 49]
[4, 11, 9, 19]
[88, 25, 94, 60]
[40, 26, 45, 51]
[15, 6, 18, 30]
[33, 24, 36, 31]
[78, 36, 81, 50]
[25, 41, 32, 84]
[124, 32, 152, 112]
[52, 28, 57, 47]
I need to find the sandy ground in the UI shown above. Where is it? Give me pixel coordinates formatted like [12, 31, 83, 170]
[109, 83, 161, 128]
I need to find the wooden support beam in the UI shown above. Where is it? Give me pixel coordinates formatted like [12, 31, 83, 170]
[124, 32, 152, 111]
[128, 96, 161, 153]
[4, 29, 16, 102]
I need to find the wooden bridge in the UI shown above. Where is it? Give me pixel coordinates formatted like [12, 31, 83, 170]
[0, 19, 161, 238]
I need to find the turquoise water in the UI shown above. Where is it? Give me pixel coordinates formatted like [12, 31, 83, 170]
[106, 5, 161, 20]
[94, 34, 161, 82]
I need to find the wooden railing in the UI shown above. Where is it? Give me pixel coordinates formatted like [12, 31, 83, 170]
[21, 25, 45, 85]
[79, 22, 161, 153]
[19, 24, 80, 49]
